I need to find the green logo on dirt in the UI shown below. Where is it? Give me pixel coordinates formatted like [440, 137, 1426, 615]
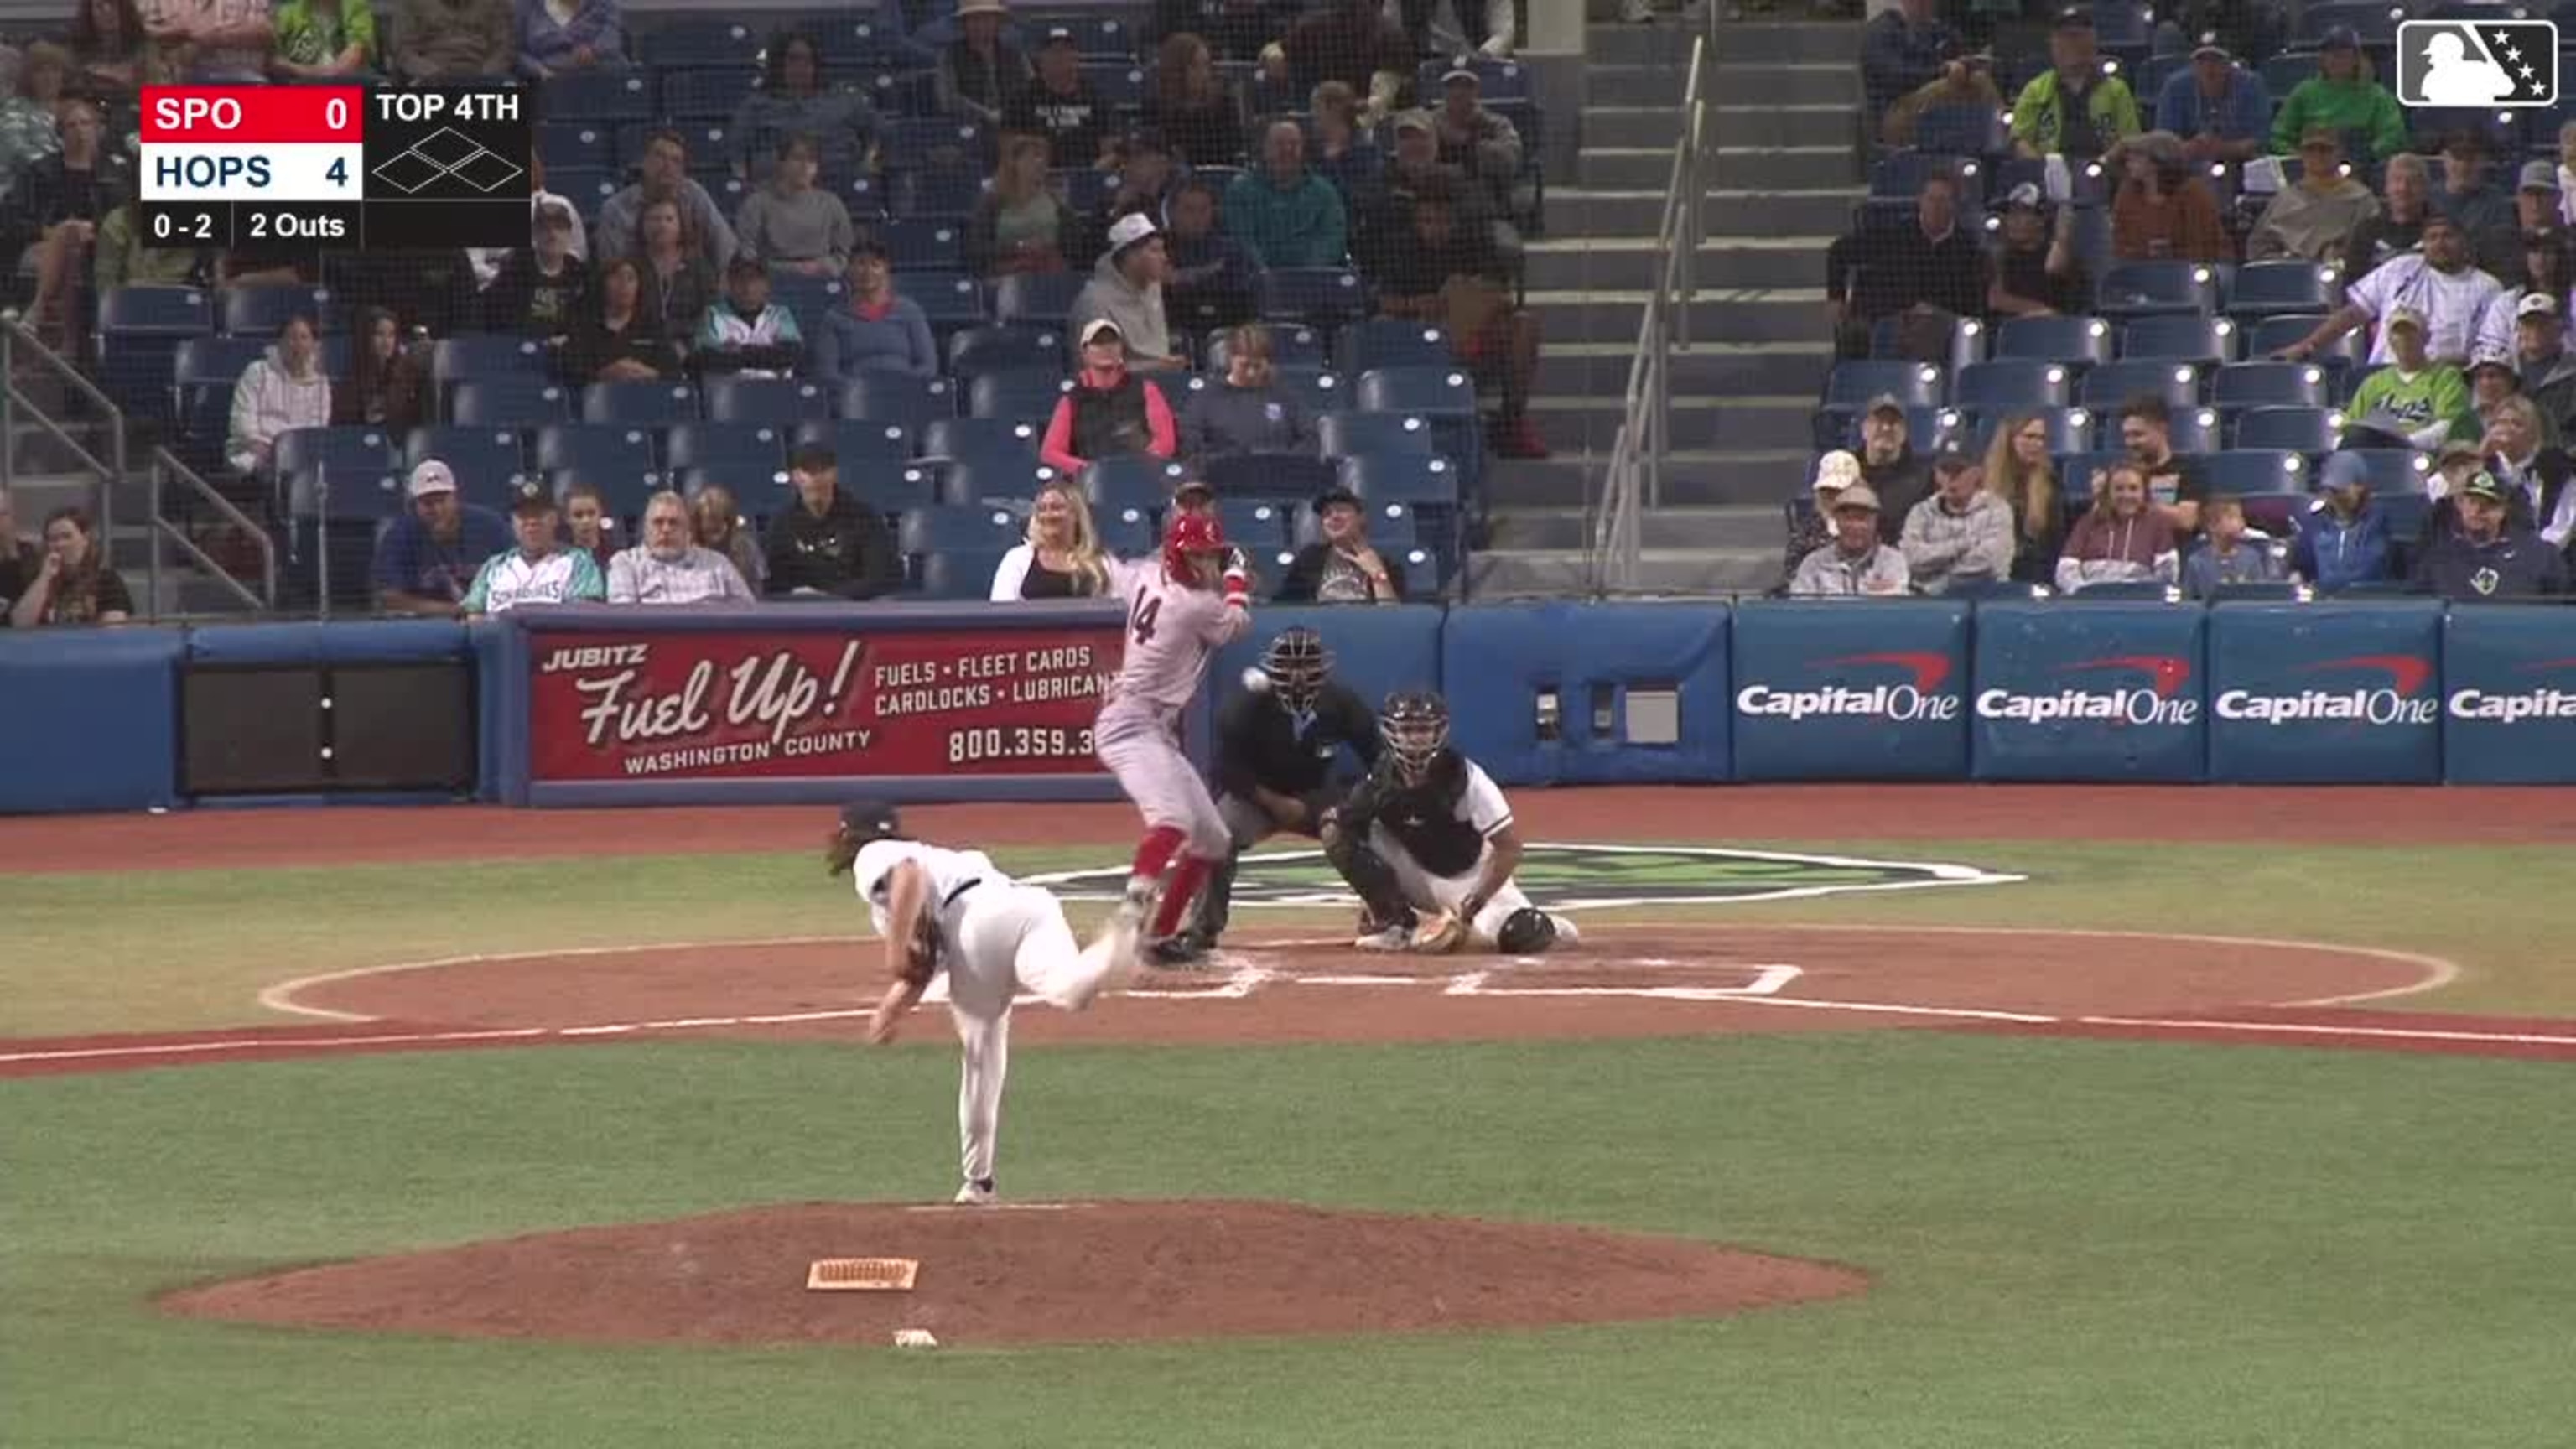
[1031, 844, 2020, 911]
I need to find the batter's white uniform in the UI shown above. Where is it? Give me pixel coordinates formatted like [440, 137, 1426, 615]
[1093, 558, 1249, 854]
[1370, 761, 1576, 950]
[851, 838, 1114, 1188]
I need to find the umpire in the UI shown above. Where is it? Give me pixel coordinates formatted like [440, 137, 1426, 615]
[1183, 626, 1380, 952]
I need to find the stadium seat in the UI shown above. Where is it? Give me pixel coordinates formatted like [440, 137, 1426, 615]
[1204, 452, 1337, 501]
[836, 173, 888, 222]
[838, 373, 957, 432]
[1826, 359, 1945, 409]
[2376, 489, 2433, 544]
[274, 427, 398, 482]
[547, 463, 666, 524]
[172, 335, 268, 388]
[2259, 52, 2319, 96]
[638, 16, 764, 66]
[1218, 497, 1294, 548]
[881, 216, 966, 271]
[1038, 12, 1135, 60]
[1317, 411, 1436, 457]
[1971, 405, 2096, 454]
[948, 324, 1065, 378]
[660, 68, 759, 120]
[886, 117, 991, 170]
[1093, 503, 1156, 555]
[1052, 166, 1114, 214]
[918, 416, 1042, 465]
[2201, 449, 2309, 496]
[533, 423, 657, 478]
[1870, 150, 1983, 207]
[216, 284, 335, 338]
[663, 421, 791, 473]
[1995, 314, 2114, 367]
[1272, 368, 1348, 416]
[2122, 315, 2239, 364]
[1414, 55, 1529, 101]
[699, 376, 834, 423]
[2243, 313, 2360, 366]
[869, 463, 943, 512]
[1084, 62, 1148, 108]
[545, 67, 652, 120]
[450, 377, 573, 426]
[1831, 404, 1964, 454]
[2344, 449, 2437, 496]
[946, 458, 1058, 505]
[1868, 311, 1989, 371]
[968, 368, 1073, 421]
[96, 285, 214, 409]
[674, 461, 792, 502]
[582, 381, 699, 423]
[2095, 260, 2221, 318]
[989, 273, 1089, 329]
[1354, 366, 1477, 419]
[906, 272, 991, 330]
[1082, 456, 1190, 512]
[899, 504, 1021, 555]
[2212, 361, 2330, 409]
[1911, 103, 2005, 157]
[432, 335, 549, 389]
[2065, 580, 2184, 600]
[2231, 405, 2345, 453]
[535, 120, 614, 172]
[916, 548, 1011, 600]
[792, 418, 917, 465]
[1336, 319, 1451, 374]
[2167, 406, 2225, 454]
[1258, 268, 1370, 328]
[2298, 2, 2404, 45]
[2207, 581, 2305, 603]
[2226, 259, 2343, 318]
[2056, 449, 2128, 502]
[1954, 359, 2075, 412]
[404, 424, 526, 481]
[885, 163, 990, 218]
[1210, 325, 1327, 372]
[2079, 359, 2201, 409]
[770, 273, 842, 330]
[808, 13, 900, 65]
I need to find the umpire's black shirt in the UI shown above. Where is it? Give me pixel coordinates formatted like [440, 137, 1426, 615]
[1213, 681, 1380, 800]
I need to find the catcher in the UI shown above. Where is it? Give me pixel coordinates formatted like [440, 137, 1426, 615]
[829, 800, 1136, 1205]
[1181, 626, 1382, 953]
[1321, 690, 1580, 955]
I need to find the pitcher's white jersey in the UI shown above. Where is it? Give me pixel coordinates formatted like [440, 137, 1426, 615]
[852, 839, 1004, 939]
[1103, 558, 1249, 714]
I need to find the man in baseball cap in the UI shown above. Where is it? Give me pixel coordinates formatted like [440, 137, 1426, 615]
[371, 459, 513, 616]
[2279, 210, 2500, 367]
[2269, 26, 2407, 161]
[2412, 469, 2571, 598]
[1992, 179, 2089, 315]
[1004, 23, 1110, 169]
[2007, 6, 2137, 162]
[2161, 31, 2267, 166]
[2345, 304, 2475, 450]
[2247, 127, 2373, 262]
[1788, 480, 1913, 596]
[1899, 437, 2013, 595]
[2511, 291, 2576, 424]
[1854, 394, 1932, 543]
[2293, 452, 2396, 593]
[1071, 210, 1182, 371]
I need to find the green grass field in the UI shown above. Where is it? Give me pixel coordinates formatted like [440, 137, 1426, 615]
[4, 834, 2573, 1445]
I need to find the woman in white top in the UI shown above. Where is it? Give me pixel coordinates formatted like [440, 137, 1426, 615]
[989, 480, 1114, 600]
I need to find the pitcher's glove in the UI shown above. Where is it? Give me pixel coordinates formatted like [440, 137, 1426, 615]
[1410, 910, 1469, 954]
[900, 916, 944, 988]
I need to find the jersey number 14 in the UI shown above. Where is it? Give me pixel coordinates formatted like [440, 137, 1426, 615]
[1129, 593, 1161, 645]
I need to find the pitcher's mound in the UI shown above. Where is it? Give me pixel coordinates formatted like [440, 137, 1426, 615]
[161, 1199, 1868, 1347]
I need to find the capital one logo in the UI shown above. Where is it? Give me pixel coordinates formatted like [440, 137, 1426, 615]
[1975, 654, 2199, 727]
[1735, 651, 1961, 723]
[2215, 654, 2440, 728]
[2449, 657, 2576, 723]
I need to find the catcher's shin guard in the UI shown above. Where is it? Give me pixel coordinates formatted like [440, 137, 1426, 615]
[1323, 822, 1415, 929]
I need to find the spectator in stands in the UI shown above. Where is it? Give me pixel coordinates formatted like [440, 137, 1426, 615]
[560, 479, 616, 569]
[2515, 162, 2563, 249]
[96, 197, 206, 291]
[1981, 412, 2065, 584]
[2109, 131, 2227, 263]
[467, 153, 587, 291]
[512, 0, 622, 79]
[1151, 0, 1298, 66]
[2054, 460, 2179, 594]
[269, 0, 374, 76]
[1091, 130, 1178, 250]
[2280, 213, 2501, 368]
[989, 478, 1112, 599]
[70, 0, 152, 91]
[2344, 153, 2433, 283]
[2475, 394, 2576, 550]
[374, 460, 512, 615]
[0, 486, 33, 622]
[2467, 351, 2522, 437]
[480, 195, 588, 337]
[2558, 122, 2576, 228]
[332, 306, 425, 431]
[1823, 169, 1987, 360]
[2345, 306, 2475, 452]
[1226, 121, 1348, 269]
[1860, 0, 1954, 124]
[1144, 31, 1244, 168]
[223, 312, 330, 482]
[813, 237, 937, 379]
[1397, 0, 1510, 60]
[1041, 318, 1179, 475]
[631, 193, 718, 336]
[730, 32, 875, 185]
[2155, 34, 2268, 167]
[1005, 26, 1114, 171]
[1854, 394, 1929, 541]
[735, 135, 855, 280]
[608, 489, 755, 604]
[1377, 184, 1547, 459]
[1879, 42, 2001, 149]
[935, 0, 1027, 129]
[2268, 26, 2406, 162]
[11, 97, 112, 350]
[1369, 109, 1518, 273]
[2007, 9, 2137, 162]
[2180, 497, 2284, 598]
[1308, 80, 1384, 210]
[8, 505, 132, 626]
[1789, 482, 1909, 596]
[694, 255, 805, 378]
[1987, 183, 2088, 317]
[1182, 323, 1315, 459]
[1162, 175, 1255, 331]
[766, 444, 900, 599]
[1276, 482, 1408, 603]
[2432, 130, 2519, 275]
[2247, 129, 2378, 264]
[1072, 212, 1184, 371]
[1270, 0, 1412, 114]
[2484, 233, 2576, 360]
[2412, 470, 2569, 598]
[689, 481, 766, 592]
[964, 133, 1072, 277]
[1433, 66, 1520, 220]
[0, 41, 65, 203]
[463, 483, 607, 615]
[147, 0, 274, 81]
[2510, 292, 2576, 433]
[1900, 440, 2012, 595]
[1783, 449, 1859, 579]
[2291, 452, 2394, 592]
[391, 0, 510, 80]
[560, 257, 682, 382]
[2118, 394, 2206, 534]
[595, 129, 738, 273]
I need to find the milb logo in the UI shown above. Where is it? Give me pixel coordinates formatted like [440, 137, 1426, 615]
[1734, 652, 1961, 722]
[2397, 19, 2558, 106]
[2449, 657, 2576, 723]
[1975, 654, 2199, 726]
[2215, 655, 2439, 727]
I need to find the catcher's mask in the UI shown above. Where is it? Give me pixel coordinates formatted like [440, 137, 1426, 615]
[826, 798, 905, 875]
[1380, 690, 1451, 786]
[1261, 626, 1332, 711]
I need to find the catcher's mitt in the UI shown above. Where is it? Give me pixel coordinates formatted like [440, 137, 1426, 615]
[1409, 910, 1468, 955]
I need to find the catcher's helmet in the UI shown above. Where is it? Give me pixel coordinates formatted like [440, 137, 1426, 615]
[1380, 690, 1451, 785]
[838, 799, 905, 843]
[1161, 510, 1230, 584]
[1260, 626, 1332, 709]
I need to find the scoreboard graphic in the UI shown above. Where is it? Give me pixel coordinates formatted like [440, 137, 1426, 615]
[139, 85, 532, 252]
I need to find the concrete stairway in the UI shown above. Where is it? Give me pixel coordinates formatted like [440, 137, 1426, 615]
[1472, 18, 1859, 597]
[6, 389, 257, 620]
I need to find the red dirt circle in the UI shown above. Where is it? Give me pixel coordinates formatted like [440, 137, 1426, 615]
[159, 1200, 1869, 1348]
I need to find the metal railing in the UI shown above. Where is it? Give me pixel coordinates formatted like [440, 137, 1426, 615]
[1590, 6, 1720, 594]
[148, 445, 276, 615]
[1, 311, 127, 566]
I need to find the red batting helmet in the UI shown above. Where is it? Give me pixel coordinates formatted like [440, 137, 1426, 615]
[1161, 510, 1229, 582]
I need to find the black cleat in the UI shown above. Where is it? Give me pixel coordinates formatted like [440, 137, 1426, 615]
[1145, 935, 1212, 968]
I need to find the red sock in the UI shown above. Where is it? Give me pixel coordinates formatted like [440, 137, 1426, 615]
[1151, 854, 1216, 937]
[1129, 826, 1186, 888]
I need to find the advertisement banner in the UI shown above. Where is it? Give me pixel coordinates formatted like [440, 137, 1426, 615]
[1971, 601, 2208, 782]
[526, 626, 1121, 782]
[2205, 603, 2444, 784]
[1731, 600, 1971, 781]
[2441, 605, 2576, 784]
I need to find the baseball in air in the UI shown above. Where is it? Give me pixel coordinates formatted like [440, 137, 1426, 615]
[1242, 667, 1272, 694]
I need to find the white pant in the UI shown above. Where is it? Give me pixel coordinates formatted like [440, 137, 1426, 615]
[937, 880, 1105, 1187]
[1370, 823, 1538, 950]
